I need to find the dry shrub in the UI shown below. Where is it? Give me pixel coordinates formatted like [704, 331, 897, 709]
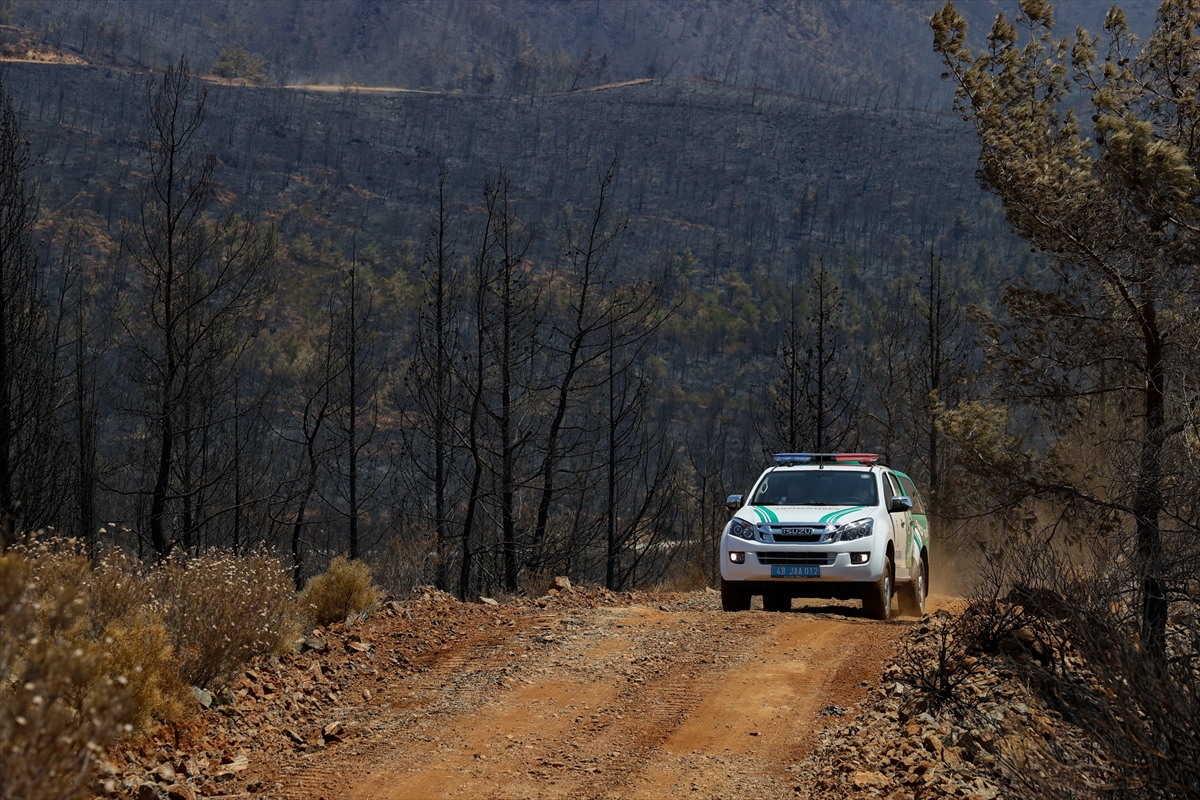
[895, 612, 988, 718]
[20, 542, 188, 729]
[371, 533, 438, 597]
[21, 542, 92, 608]
[928, 532, 1200, 798]
[520, 570, 557, 598]
[79, 548, 187, 728]
[85, 548, 153, 637]
[2, 538, 305, 797]
[0, 551, 133, 800]
[151, 549, 300, 688]
[96, 606, 187, 731]
[654, 560, 711, 593]
[896, 534, 1080, 723]
[1023, 595, 1200, 800]
[299, 555, 381, 628]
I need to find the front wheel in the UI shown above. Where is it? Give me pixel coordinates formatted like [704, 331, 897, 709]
[898, 554, 928, 617]
[721, 578, 751, 612]
[862, 555, 894, 620]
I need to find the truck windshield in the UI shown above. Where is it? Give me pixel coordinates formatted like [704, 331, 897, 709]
[751, 470, 877, 507]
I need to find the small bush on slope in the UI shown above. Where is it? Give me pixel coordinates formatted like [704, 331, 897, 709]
[299, 555, 381, 628]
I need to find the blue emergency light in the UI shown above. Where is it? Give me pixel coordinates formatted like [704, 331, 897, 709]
[773, 452, 879, 466]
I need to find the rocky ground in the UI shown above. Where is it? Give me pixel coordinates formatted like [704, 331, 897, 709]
[92, 585, 1087, 800]
[793, 610, 1102, 800]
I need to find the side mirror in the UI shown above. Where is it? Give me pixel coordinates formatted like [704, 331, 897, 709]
[889, 495, 914, 513]
[725, 494, 743, 511]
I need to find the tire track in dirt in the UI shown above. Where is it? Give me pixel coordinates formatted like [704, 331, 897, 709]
[615, 611, 893, 799]
[280, 608, 550, 800]
[274, 596, 911, 800]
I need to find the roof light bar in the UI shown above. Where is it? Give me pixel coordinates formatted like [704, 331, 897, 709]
[835, 453, 880, 465]
[773, 452, 880, 466]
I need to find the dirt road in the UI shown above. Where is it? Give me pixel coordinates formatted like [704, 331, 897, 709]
[240, 589, 925, 800]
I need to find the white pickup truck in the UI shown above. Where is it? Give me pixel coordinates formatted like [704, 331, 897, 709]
[719, 453, 930, 619]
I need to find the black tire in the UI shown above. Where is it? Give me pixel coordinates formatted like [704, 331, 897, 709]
[721, 578, 751, 612]
[862, 555, 894, 620]
[762, 591, 791, 612]
[898, 554, 928, 617]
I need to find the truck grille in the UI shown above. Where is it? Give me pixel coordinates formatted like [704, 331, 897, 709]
[767, 526, 829, 544]
[756, 552, 835, 566]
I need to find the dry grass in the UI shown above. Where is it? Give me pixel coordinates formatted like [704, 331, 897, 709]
[299, 555, 381, 627]
[84, 548, 152, 638]
[95, 606, 188, 731]
[21, 543, 190, 731]
[519, 570, 559, 598]
[654, 560, 711, 592]
[11, 541, 190, 731]
[371, 533, 438, 597]
[150, 549, 301, 688]
[1, 538, 308, 797]
[0, 549, 134, 800]
[77, 548, 189, 729]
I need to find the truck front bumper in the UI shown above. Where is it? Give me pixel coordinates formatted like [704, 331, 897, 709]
[719, 538, 882, 584]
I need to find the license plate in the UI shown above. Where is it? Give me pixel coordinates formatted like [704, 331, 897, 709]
[771, 565, 820, 578]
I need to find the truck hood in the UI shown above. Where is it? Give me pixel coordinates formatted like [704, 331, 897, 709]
[738, 505, 870, 526]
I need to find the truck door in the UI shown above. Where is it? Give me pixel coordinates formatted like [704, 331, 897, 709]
[896, 473, 927, 574]
[883, 472, 910, 578]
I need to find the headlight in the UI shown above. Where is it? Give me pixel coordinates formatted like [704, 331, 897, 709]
[729, 518, 757, 540]
[832, 518, 873, 542]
